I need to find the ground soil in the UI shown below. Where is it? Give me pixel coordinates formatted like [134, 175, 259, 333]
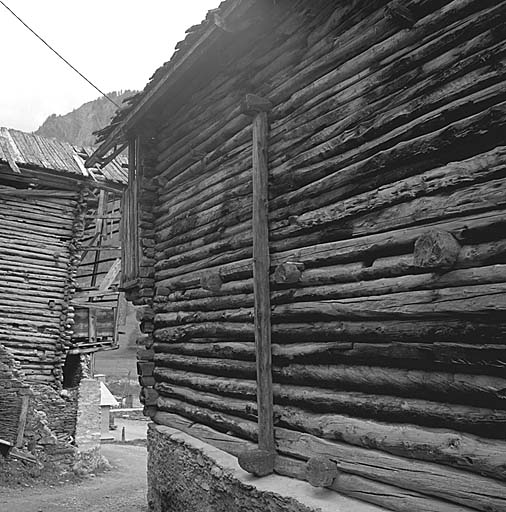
[0, 444, 148, 512]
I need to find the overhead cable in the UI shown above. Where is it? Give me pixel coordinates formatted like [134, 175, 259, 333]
[0, 0, 121, 108]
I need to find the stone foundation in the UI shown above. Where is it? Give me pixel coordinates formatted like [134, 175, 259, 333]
[0, 344, 30, 445]
[147, 424, 382, 512]
[27, 384, 78, 444]
[1, 365, 104, 473]
[75, 378, 101, 451]
[71, 377, 107, 474]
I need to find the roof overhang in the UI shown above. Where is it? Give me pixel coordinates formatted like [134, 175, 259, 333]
[86, 0, 258, 168]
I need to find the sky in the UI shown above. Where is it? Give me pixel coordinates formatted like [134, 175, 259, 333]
[0, 0, 220, 132]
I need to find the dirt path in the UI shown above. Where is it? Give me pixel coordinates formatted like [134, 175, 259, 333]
[0, 444, 148, 512]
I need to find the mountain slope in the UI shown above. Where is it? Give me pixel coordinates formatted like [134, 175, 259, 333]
[35, 90, 135, 147]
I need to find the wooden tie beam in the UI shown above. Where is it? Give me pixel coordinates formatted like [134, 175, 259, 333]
[238, 94, 275, 476]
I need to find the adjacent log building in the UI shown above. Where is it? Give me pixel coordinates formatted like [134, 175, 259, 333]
[90, 1, 506, 510]
[0, 127, 126, 461]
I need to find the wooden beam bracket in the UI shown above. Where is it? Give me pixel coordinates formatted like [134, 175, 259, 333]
[240, 94, 272, 117]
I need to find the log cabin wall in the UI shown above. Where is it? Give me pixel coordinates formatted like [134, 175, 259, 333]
[0, 186, 87, 386]
[128, 1, 506, 510]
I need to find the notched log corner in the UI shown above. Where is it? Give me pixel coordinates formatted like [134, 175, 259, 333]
[237, 448, 275, 476]
[143, 406, 157, 419]
[414, 229, 461, 272]
[141, 388, 159, 406]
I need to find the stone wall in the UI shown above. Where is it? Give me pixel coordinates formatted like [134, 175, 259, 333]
[74, 378, 101, 452]
[1, 346, 105, 473]
[26, 385, 78, 444]
[0, 345, 80, 469]
[147, 424, 382, 512]
[0, 344, 30, 445]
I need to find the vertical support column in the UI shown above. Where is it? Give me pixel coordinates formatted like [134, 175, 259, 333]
[238, 94, 275, 477]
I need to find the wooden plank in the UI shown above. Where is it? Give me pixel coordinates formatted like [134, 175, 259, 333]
[88, 309, 97, 344]
[0, 129, 21, 174]
[0, 187, 79, 198]
[98, 258, 121, 291]
[15, 394, 29, 448]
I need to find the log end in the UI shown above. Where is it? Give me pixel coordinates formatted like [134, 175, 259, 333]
[305, 456, 339, 488]
[140, 387, 159, 406]
[273, 261, 304, 284]
[143, 406, 157, 419]
[137, 361, 155, 376]
[414, 229, 461, 272]
[238, 449, 275, 476]
[139, 375, 156, 387]
[200, 272, 223, 292]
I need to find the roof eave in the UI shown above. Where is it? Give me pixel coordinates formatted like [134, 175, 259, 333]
[86, 0, 257, 168]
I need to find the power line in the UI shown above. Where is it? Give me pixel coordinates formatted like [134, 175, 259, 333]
[0, 0, 121, 108]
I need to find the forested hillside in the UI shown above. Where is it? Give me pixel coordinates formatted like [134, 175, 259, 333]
[35, 90, 135, 147]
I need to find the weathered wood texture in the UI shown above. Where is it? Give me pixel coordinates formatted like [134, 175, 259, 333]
[74, 191, 123, 347]
[133, 1, 506, 511]
[0, 189, 87, 384]
[249, 104, 275, 458]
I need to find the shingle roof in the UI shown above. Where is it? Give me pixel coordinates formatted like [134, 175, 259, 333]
[0, 127, 127, 186]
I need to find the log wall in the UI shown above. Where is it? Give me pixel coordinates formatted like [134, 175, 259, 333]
[134, 1, 506, 510]
[0, 186, 87, 385]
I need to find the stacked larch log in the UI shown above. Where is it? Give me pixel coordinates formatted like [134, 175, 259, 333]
[97, 1, 506, 510]
[0, 188, 87, 384]
[0, 129, 127, 386]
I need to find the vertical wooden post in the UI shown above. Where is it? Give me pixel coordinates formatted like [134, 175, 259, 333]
[238, 94, 275, 477]
[252, 109, 274, 454]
